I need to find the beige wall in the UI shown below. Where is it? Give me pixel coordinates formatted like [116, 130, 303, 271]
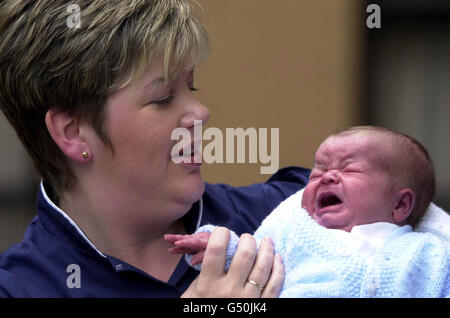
[194, 0, 363, 186]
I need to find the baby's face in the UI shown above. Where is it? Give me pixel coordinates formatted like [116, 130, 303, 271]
[302, 133, 397, 231]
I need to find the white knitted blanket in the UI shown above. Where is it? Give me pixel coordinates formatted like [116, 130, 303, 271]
[252, 189, 450, 297]
[190, 189, 450, 297]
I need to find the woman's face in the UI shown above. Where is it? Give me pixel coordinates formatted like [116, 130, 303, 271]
[89, 62, 210, 220]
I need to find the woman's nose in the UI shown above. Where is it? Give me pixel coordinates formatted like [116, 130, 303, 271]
[321, 170, 340, 185]
[180, 101, 210, 129]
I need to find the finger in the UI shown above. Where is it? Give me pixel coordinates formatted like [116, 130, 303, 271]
[199, 227, 230, 279]
[226, 233, 257, 286]
[261, 254, 285, 298]
[164, 234, 190, 244]
[195, 232, 212, 250]
[191, 250, 206, 265]
[175, 237, 207, 251]
[243, 237, 274, 297]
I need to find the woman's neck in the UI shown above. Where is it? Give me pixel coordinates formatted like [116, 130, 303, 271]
[59, 185, 188, 281]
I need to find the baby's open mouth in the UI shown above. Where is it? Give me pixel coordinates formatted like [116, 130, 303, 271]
[317, 192, 342, 209]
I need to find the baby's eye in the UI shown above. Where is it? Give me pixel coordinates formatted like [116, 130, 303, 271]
[343, 167, 361, 173]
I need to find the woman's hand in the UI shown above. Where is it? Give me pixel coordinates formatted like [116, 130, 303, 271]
[181, 227, 284, 298]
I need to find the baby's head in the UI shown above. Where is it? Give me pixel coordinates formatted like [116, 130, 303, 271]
[301, 126, 435, 231]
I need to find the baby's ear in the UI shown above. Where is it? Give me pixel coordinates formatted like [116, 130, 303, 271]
[392, 188, 415, 224]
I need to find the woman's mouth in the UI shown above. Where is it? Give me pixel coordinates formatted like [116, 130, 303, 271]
[178, 141, 202, 166]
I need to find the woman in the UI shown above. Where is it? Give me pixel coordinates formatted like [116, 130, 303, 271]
[0, 0, 309, 297]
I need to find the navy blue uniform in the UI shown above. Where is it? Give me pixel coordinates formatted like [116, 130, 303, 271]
[0, 167, 309, 297]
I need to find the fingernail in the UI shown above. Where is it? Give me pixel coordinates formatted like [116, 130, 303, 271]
[265, 237, 273, 245]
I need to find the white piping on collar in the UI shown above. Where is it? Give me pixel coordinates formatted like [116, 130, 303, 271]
[40, 181, 107, 258]
[195, 197, 203, 231]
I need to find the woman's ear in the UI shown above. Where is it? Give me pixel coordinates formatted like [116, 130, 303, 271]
[45, 109, 91, 163]
[392, 188, 415, 224]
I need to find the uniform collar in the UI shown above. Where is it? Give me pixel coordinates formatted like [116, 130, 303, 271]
[37, 180, 203, 260]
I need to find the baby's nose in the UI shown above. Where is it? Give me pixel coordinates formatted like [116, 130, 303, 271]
[321, 170, 340, 184]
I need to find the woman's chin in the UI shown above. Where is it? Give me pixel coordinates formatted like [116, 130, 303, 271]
[190, 178, 205, 202]
[178, 172, 205, 204]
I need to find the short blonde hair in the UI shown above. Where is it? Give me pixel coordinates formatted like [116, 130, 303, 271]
[0, 0, 210, 200]
[332, 126, 435, 227]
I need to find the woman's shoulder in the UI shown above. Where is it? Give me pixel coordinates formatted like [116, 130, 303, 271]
[0, 216, 54, 297]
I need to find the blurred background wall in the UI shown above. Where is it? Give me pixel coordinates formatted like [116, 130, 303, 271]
[0, 0, 448, 252]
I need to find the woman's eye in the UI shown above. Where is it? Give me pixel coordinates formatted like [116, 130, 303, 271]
[153, 95, 174, 106]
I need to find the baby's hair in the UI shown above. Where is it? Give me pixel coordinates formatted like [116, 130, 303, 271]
[331, 126, 435, 227]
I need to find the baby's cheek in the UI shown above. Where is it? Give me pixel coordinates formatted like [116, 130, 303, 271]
[301, 184, 315, 214]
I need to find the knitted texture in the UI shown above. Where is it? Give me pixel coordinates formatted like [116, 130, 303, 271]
[415, 202, 450, 241]
[191, 190, 450, 297]
[185, 224, 239, 271]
